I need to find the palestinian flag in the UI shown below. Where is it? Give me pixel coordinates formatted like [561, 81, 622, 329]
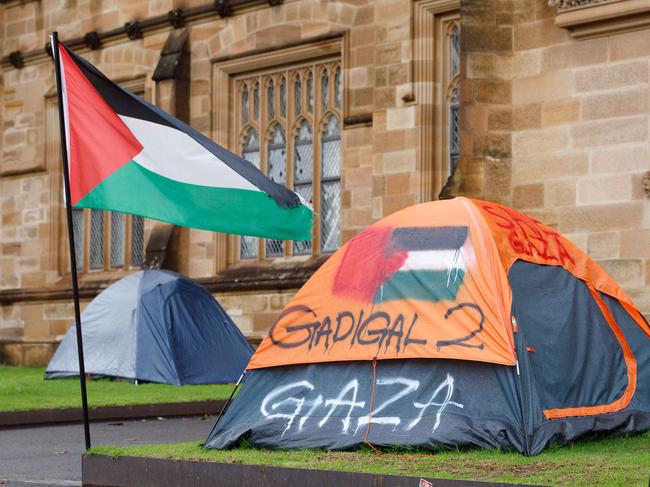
[53, 39, 312, 240]
[333, 226, 468, 304]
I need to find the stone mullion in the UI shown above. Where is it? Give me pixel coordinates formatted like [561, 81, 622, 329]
[285, 69, 297, 258]
[312, 66, 325, 256]
[250, 75, 263, 262]
[247, 80, 254, 125]
[259, 75, 274, 260]
[328, 64, 336, 114]
[235, 79, 245, 263]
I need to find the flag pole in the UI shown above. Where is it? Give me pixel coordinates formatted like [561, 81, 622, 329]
[51, 31, 92, 450]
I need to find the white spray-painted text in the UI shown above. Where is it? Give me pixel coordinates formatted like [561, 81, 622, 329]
[260, 374, 463, 437]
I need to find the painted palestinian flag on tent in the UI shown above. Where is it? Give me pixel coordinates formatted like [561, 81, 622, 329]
[53, 40, 313, 240]
[332, 226, 468, 304]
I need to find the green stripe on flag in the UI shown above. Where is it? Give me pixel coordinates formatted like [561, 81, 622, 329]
[374, 270, 465, 303]
[75, 160, 313, 241]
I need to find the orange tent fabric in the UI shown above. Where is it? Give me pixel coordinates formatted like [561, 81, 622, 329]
[248, 198, 649, 370]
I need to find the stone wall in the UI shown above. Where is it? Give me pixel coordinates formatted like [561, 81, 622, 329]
[459, 0, 515, 203]
[508, 0, 650, 314]
[0, 0, 428, 365]
[461, 0, 650, 317]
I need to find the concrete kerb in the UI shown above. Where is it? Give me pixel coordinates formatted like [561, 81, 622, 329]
[0, 400, 225, 428]
[82, 455, 549, 487]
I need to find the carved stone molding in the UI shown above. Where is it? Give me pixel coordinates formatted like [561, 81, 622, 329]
[552, 0, 650, 39]
[1, 0, 277, 69]
[84, 31, 102, 49]
[0, 257, 326, 305]
[8, 51, 23, 68]
[549, 0, 609, 9]
[215, 0, 234, 16]
[124, 21, 144, 40]
[642, 171, 650, 197]
[168, 8, 186, 28]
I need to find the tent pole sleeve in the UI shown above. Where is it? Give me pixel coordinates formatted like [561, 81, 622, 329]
[51, 31, 92, 451]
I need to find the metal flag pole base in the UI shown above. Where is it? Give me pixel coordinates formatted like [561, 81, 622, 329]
[51, 30, 92, 450]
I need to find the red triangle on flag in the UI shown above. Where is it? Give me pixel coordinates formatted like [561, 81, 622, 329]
[58, 45, 143, 205]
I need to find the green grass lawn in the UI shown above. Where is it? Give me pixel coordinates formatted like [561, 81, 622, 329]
[0, 366, 234, 412]
[89, 432, 650, 487]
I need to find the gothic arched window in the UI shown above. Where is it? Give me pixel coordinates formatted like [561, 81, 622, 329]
[233, 59, 342, 261]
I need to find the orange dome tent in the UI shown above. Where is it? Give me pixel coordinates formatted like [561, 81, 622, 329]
[206, 198, 650, 455]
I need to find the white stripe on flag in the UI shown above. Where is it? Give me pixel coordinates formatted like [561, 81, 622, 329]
[120, 115, 260, 192]
[399, 249, 466, 272]
[54, 41, 72, 204]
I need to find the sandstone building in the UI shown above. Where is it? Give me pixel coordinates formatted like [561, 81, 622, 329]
[1, 0, 649, 366]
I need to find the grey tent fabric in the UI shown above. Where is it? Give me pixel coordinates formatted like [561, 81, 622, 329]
[205, 261, 650, 454]
[46, 270, 253, 385]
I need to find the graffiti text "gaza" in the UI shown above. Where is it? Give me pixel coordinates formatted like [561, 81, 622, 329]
[260, 374, 463, 437]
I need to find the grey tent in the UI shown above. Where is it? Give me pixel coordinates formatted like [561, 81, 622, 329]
[46, 270, 253, 385]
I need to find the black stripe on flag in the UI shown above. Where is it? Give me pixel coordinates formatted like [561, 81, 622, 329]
[60, 43, 301, 210]
[391, 226, 468, 251]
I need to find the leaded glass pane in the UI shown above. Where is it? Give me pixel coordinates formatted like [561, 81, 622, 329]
[267, 125, 286, 257]
[320, 182, 340, 253]
[321, 115, 340, 253]
[242, 128, 261, 169]
[294, 121, 313, 184]
[293, 182, 313, 256]
[72, 208, 84, 270]
[306, 72, 313, 113]
[89, 209, 104, 270]
[280, 76, 287, 118]
[294, 76, 301, 117]
[268, 125, 286, 182]
[131, 215, 144, 267]
[321, 69, 329, 112]
[241, 85, 249, 123]
[335, 66, 342, 108]
[449, 85, 460, 173]
[450, 24, 460, 77]
[266, 237, 284, 258]
[241, 128, 261, 260]
[253, 82, 260, 120]
[240, 235, 257, 260]
[267, 80, 275, 120]
[321, 116, 341, 179]
[110, 212, 125, 268]
[293, 120, 313, 255]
